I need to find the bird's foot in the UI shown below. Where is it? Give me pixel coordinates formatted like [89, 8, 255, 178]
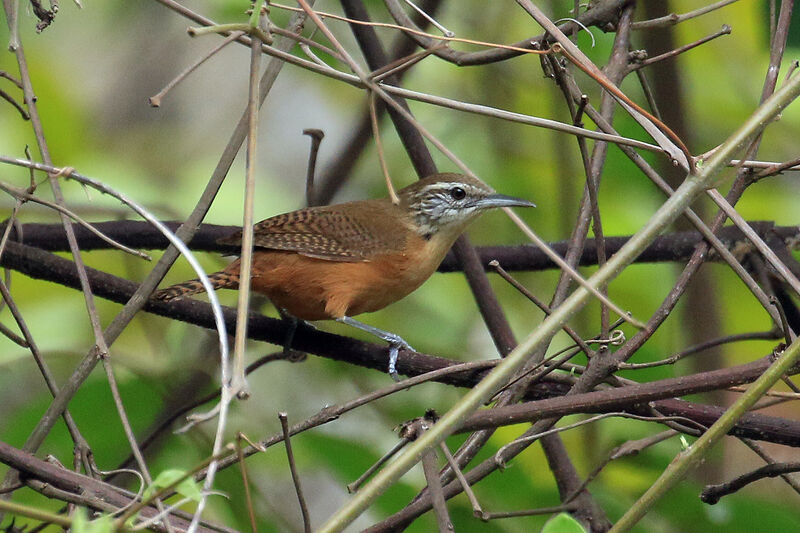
[277, 309, 316, 354]
[384, 334, 414, 382]
[335, 316, 414, 380]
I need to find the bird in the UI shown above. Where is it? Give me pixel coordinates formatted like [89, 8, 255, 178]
[153, 173, 535, 378]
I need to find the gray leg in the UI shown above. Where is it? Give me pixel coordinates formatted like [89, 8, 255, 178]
[337, 316, 413, 381]
[277, 308, 315, 353]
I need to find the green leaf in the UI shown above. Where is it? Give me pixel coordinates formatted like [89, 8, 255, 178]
[541, 513, 587, 533]
[144, 469, 203, 503]
[72, 508, 88, 533]
[71, 508, 114, 533]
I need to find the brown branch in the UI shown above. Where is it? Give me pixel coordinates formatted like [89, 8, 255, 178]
[278, 413, 312, 533]
[0, 440, 229, 533]
[0, 87, 29, 119]
[629, 25, 731, 71]
[701, 462, 800, 504]
[9, 220, 800, 276]
[458, 356, 800, 446]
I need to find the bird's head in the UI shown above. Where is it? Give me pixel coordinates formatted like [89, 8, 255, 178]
[398, 173, 535, 239]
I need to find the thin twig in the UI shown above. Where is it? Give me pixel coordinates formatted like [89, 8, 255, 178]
[634, 68, 662, 120]
[619, 330, 779, 370]
[421, 448, 451, 533]
[236, 433, 264, 533]
[494, 412, 704, 467]
[0, 87, 29, 119]
[269, 2, 549, 57]
[738, 438, 800, 496]
[706, 188, 800, 296]
[504, 209, 644, 329]
[231, 5, 267, 402]
[187, 9, 274, 531]
[0, 179, 150, 259]
[732, 159, 800, 171]
[149, 30, 245, 107]
[630, 0, 740, 30]
[439, 442, 482, 517]
[490, 260, 595, 356]
[369, 41, 446, 83]
[754, 155, 800, 179]
[369, 91, 398, 203]
[728, 386, 800, 399]
[347, 439, 409, 493]
[0, 70, 23, 88]
[480, 503, 579, 521]
[302, 128, 324, 206]
[279, 413, 312, 533]
[701, 461, 800, 504]
[564, 430, 678, 504]
[629, 25, 731, 71]
[99, 354, 165, 527]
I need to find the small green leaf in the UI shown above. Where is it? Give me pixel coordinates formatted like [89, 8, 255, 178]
[175, 475, 204, 502]
[541, 512, 587, 533]
[89, 515, 114, 533]
[71, 508, 114, 533]
[144, 469, 203, 503]
[72, 508, 89, 533]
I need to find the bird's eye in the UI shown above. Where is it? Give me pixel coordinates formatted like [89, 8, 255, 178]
[449, 187, 466, 200]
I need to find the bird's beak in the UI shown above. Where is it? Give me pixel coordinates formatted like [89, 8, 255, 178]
[475, 193, 536, 210]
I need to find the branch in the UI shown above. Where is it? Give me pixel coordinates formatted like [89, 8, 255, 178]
[8, 220, 799, 272]
[0, 440, 229, 533]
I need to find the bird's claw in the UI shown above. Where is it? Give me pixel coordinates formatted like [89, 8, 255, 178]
[387, 337, 414, 382]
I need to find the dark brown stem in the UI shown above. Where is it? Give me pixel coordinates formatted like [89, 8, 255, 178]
[0, 440, 227, 533]
[421, 448, 451, 532]
[279, 413, 312, 533]
[629, 25, 731, 71]
[7, 220, 800, 273]
[701, 462, 800, 504]
[0, 87, 29, 119]
[302, 128, 325, 206]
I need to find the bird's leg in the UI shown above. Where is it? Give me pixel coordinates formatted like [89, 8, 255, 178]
[336, 316, 413, 381]
[276, 307, 315, 354]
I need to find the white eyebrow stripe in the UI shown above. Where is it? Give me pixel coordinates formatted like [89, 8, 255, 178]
[418, 183, 450, 195]
[417, 182, 487, 196]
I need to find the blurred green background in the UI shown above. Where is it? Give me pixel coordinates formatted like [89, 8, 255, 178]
[1, 1, 799, 531]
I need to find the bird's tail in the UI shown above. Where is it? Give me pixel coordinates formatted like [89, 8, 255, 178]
[152, 269, 239, 301]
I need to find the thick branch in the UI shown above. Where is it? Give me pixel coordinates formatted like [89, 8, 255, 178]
[0, 440, 228, 533]
[6, 220, 799, 272]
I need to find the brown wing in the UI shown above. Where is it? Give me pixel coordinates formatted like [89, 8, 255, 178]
[217, 199, 409, 262]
